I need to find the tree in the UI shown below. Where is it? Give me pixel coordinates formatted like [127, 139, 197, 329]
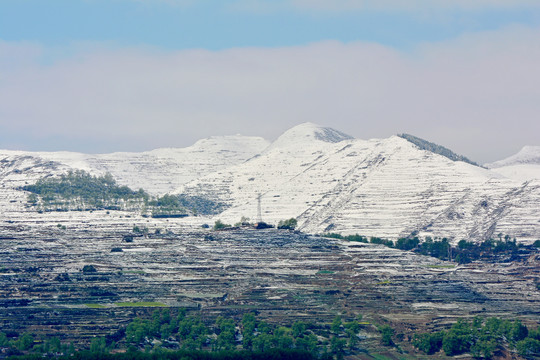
[89, 337, 107, 353]
[213, 220, 231, 230]
[379, 325, 394, 346]
[242, 313, 256, 350]
[412, 332, 444, 355]
[215, 317, 236, 350]
[330, 336, 346, 360]
[16, 333, 34, 351]
[331, 316, 342, 334]
[295, 334, 318, 354]
[277, 218, 298, 230]
[517, 338, 540, 357]
[511, 320, 529, 342]
[292, 321, 306, 338]
[442, 320, 471, 356]
[345, 321, 361, 349]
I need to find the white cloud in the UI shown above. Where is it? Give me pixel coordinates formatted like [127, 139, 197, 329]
[232, 0, 540, 12]
[0, 26, 539, 162]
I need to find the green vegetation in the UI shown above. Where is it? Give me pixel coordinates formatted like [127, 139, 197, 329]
[412, 317, 540, 358]
[10, 349, 319, 360]
[85, 304, 107, 308]
[234, 216, 252, 227]
[321, 233, 368, 243]
[323, 232, 537, 264]
[146, 194, 188, 218]
[123, 270, 146, 275]
[176, 194, 228, 216]
[213, 220, 232, 230]
[21, 170, 224, 216]
[378, 325, 395, 347]
[21, 170, 148, 212]
[1, 310, 538, 360]
[398, 133, 480, 166]
[316, 270, 334, 275]
[0, 310, 366, 360]
[277, 218, 298, 230]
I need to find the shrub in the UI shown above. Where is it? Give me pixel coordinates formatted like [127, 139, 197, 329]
[412, 332, 444, 354]
[83, 265, 97, 273]
[278, 218, 298, 230]
[517, 338, 540, 357]
[213, 220, 231, 230]
[395, 237, 420, 250]
[379, 325, 394, 346]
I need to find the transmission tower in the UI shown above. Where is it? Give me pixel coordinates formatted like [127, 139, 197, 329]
[257, 193, 263, 223]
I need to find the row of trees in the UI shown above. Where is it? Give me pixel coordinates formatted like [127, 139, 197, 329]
[3, 311, 538, 359]
[321, 233, 539, 264]
[22, 171, 223, 217]
[213, 218, 298, 231]
[1, 310, 366, 359]
[412, 317, 540, 358]
[122, 310, 362, 358]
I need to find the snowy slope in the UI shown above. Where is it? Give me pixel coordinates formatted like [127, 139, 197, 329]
[176, 123, 540, 242]
[2, 123, 538, 242]
[485, 146, 540, 182]
[0, 135, 270, 195]
[488, 146, 540, 167]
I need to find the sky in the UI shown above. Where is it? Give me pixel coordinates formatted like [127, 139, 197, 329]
[0, 0, 539, 163]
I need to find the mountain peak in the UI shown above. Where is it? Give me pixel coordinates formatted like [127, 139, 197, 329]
[271, 123, 354, 148]
[486, 145, 540, 168]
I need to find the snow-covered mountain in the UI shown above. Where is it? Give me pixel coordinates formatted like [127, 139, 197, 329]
[0, 135, 270, 195]
[485, 146, 540, 182]
[1, 123, 539, 242]
[175, 123, 540, 242]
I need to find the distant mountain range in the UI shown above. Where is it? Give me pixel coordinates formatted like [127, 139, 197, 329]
[1, 123, 539, 242]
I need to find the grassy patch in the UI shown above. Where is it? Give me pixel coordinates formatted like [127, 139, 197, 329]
[85, 304, 106, 308]
[316, 270, 335, 275]
[123, 270, 146, 274]
[370, 355, 393, 360]
[377, 280, 391, 285]
[115, 302, 167, 307]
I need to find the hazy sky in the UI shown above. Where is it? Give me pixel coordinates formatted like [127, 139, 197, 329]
[1, 0, 539, 163]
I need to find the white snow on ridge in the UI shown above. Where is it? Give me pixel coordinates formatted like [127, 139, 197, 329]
[487, 146, 540, 168]
[0, 135, 270, 195]
[486, 145, 540, 181]
[1, 122, 539, 243]
[177, 124, 540, 242]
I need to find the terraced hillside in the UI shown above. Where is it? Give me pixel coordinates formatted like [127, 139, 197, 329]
[0, 213, 538, 348]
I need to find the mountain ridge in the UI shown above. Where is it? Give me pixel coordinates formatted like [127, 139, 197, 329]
[1, 123, 539, 242]
[174, 124, 539, 242]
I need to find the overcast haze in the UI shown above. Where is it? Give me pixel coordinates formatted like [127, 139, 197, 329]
[1, 1, 539, 164]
